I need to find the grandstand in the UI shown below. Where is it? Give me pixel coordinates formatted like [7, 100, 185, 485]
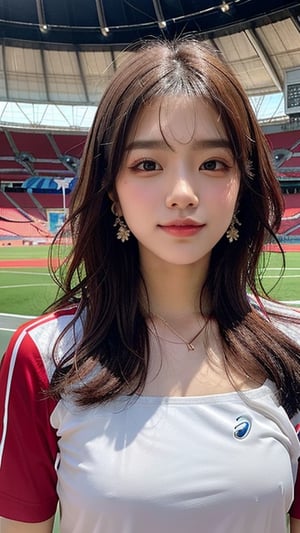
[1, 127, 300, 245]
[0, 189, 66, 245]
[279, 195, 300, 238]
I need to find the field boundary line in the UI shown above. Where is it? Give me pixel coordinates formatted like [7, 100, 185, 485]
[264, 275, 300, 278]
[0, 312, 36, 318]
[0, 283, 53, 289]
[0, 270, 50, 276]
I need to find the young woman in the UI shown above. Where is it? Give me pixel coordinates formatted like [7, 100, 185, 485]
[0, 38, 299, 533]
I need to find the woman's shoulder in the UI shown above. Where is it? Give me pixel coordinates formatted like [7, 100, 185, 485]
[249, 294, 300, 345]
[249, 293, 300, 318]
[10, 304, 80, 348]
[3, 304, 83, 382]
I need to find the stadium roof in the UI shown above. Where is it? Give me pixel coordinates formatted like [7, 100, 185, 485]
[0, 0, 299, 106]
[0, 0, 299, 184]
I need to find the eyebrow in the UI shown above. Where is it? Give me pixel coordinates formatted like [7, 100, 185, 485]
[125, 139, 232, 151]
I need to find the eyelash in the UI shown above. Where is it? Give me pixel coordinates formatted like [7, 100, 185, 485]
[130, 158, 231, 172]
[201, 160, 230, 171]
[133, 159, 161, 171]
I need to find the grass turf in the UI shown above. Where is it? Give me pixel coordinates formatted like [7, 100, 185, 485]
[0, 247, 299, 316]
[259, 250, 300, 304]
[0, 246, 298, 533]
[0, 245, 61, 314]
[0, 244, 51, 260]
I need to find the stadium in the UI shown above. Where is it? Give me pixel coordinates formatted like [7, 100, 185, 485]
[0, 1, 299, 319]
[0, 2, 300, 532]
[1, 0, 300, 342]
[0, 1, 300, 246]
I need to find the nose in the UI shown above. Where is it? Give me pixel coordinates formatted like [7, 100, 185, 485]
[165, 177, 199, 209]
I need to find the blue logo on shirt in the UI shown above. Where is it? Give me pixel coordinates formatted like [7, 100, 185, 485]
[233, 416, 252, 439]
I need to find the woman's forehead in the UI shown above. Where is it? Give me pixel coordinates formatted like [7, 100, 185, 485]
[127, 96, 227, 146]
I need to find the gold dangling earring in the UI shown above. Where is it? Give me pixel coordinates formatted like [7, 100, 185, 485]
[111, 203, 131, 243]
[226, 213, 241, 243]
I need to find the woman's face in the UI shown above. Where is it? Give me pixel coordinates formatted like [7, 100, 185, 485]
[115, 96, 240, 272]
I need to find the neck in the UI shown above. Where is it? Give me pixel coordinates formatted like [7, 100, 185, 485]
[140, 260, 209, 319]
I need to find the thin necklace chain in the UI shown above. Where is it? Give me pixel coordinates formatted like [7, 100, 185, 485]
[152, 313, 206, 351]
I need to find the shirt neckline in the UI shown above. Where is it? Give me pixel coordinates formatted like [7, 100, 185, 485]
[123, 379, 275, 406]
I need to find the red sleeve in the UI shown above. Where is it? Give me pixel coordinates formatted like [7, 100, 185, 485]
[290, 461, 300, 519]
[0, 322, 59, 522]
[290, 422, 300, 519]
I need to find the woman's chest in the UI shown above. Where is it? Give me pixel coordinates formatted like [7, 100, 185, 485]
[52, 392, 297, 516]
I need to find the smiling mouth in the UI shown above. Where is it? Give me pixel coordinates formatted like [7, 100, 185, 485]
[158, 224, 204, 236]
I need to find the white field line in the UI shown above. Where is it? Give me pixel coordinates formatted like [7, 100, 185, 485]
[0, 270, 49, 275]
[264, 275, 300, 278]
[0, 284, 53, 289]
[265, 267, 300, 270]
[0, 312, 36, 318]
[0, 270, 53, 290]
[281, 301, 300, 304]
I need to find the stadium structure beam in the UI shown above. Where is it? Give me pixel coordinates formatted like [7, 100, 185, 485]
[290, 13, 300, 32]
[75, 49, 89, 103]
[40, 47, 50, 102]
[208, 38, 220, 53]
[46, 133, 63, 160]
[244, 27, 282, 92]
[110, 49, 117, 72]
[35, 0, 48, 33]
[152, 0, 167, 29]
[1, 45, 8, 100]
[95, 0, 110, 37]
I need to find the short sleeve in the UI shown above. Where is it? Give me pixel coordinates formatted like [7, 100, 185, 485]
[0, 323, 59, 522]
[289, 413, 300, 519]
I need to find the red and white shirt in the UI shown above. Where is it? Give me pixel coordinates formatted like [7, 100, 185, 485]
[0, 306, 299, 532]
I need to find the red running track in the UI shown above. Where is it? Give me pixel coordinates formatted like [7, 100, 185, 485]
[0, 244, 299, 269]
[0, 259, 58, 268]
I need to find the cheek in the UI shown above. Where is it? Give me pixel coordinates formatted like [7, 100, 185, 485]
[117, 182, 158, 210]
[206, 179, 240, 210]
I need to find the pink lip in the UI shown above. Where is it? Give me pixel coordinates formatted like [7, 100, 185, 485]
[159, 219, 204, 237]
[162, 219, 201, 227]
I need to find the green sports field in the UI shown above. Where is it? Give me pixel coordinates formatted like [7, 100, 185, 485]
[0, 245, 299, 350]
[258, 250, 300, 304]
[0, 244, 299, 361]
[0, 245, 299, 533]
[0, 245, 299, 314]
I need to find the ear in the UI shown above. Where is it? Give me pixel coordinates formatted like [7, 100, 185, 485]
[108, 191, 122, 217]
[108, 190, 115, 202]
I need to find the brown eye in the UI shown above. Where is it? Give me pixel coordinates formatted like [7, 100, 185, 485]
[135, 159, 162, 171]
[203, 160, 217, 170]
[200, 159, 229, 172]
[140, 160, 158, 171]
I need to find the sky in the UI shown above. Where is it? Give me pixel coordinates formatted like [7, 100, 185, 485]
[0, 93, 286, 131]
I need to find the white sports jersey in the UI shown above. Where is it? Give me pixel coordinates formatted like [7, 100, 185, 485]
[0, 304, 299, 533]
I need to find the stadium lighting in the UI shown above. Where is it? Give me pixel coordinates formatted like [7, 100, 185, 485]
[95, 0, 110, 37]
[152, 0, 167, 30]
[100, 26, 110, 37]
[220, 2, 230, 13]
[35, 0, 48, 33]
[39, 24, 49, 33]
[158, 20, 167, 29]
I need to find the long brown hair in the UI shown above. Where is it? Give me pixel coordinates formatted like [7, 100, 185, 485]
[49, 38, 300, 415]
